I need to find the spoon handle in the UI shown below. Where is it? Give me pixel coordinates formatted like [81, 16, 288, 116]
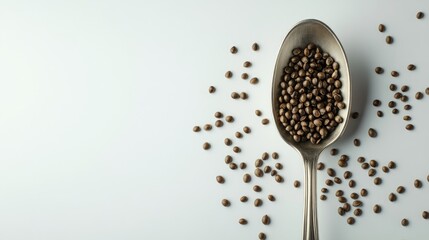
[303, 155, 319, 240]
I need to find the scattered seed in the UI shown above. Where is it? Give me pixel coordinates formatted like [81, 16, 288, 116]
[334, 177, 342, 184]
[397, 186, 405, 194]
[401, 95, 409, 102]
[239, 218, 248, 225]
[357, 157, 366, 163]
[378, 24, 386, 32]
[330, 148, 339, 156]
[320, 194, 327, 200]
[389, 84, 397, 91]
[294, 180, 301, 188]
[414, 179, 422, 188]
[321, 188, 328, 193]
[235, 132, 243, 139]
[327, 168, 336, 177]
[243, 61, 251, 68]
[224, 138, 232, 146]
[275, 163, 283, 170]
[375, 67, 384, 74]
[326, 179, 334, 186]
[243, 174, 251, 183]
[388, 161, 396, 169]
[262, 215, 270, 225]
[239, 162, 246, 169]
[268, 195, 275, 201]
[225, 155, 233, 164]
[250, 77, 259, 84]
[426, 87, 429, 95]
[263, 165, 272, 173]
[347, 217, 355, 225]
[233, 146, 241, 153]
[401, 85, 409, 92]
[261, 118, 269, 125]
[388, 101, 396, 108]
[374, 177, 382, 185]
[338, 207, 345, 216]
[360, 188, 368, 197]
[423, 211, 429, 219]
[401, 218, 409, 226]
[261, 152, 269, 160]
[354, 208, 363, 217]
[349, 180, 356, 188]
[353, 200, 363, 207]
[386, 36, 393, 44]
[208, 86, 216, 93]
[392, 108, 399, 114]
[317, 162, 325, 170]
[258, 232, 266, 240]
[391, 70, 399, 77]
[230, 46, 237, 54]
[275, 175, 284, 183]
[377, 111, 383, 117]
[254, 198, 263, 207]
[373, 99, 381, 107]
[403, 115, 411, 121]
[405, 124, 414, 131]
[416, 92, 423, 99]
[362, 162, 370, 170]
[203, 142, 211, 150]
[204, 124, 212, 131]
[225, 115, 234, 123]
[368, 168, 377, 177]
[240, 92, 248, 100]
[350, 192, 359, 199]
[272, 152, 279, 159]
[353, 139, 360, 146]
[193, 126, 201, 132]
[351, 112, 359, 119]
[252, 43, 259, 51]
[254, 168, 263, 177]
[240, 196, 248, 202]
[336, 190, 344, 197]
[389, 193, 397, 201]
[382, 166, 390, 173]
[416, 11, 424, 19]
[243, 126, 251, 133]
[225, 71, 232, 78]
[373, 204, 382, 213]
[338, 159, 347, 168]
[271, 170, 277, 176]
[229, 163, 238, 170]
[253, 185, 262, 192]
[216, 176, 225, 184]
[407, 64, 416, 71]
[370, 160, 378, 168]
[344, 171, 352, 179]
[241, 73, 249, 80]
[221, 199, 230, 207]
[255, 110, 262, 116]
[368, 128, 377, 138]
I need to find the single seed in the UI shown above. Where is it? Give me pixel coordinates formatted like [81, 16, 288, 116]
[268, 195, 275, 201]
[405, 124, 414, 131]
[389, 84, 397, 91]
[208, 86, 216, 93]
[378, 24, 386, 32]
[325, 179, 334, 186]
[204, 124, 212, 131]
[334, 177, 342, 184]
[414, 179, 422, 188]
[401, 95, 409, 102]
[388, 101, 396, 108]
[392, 108, 399, 114]
[370, 159, 378, 167]
[241, 73, 249, 80]
[243, 126, 251, 133]
[347, 217, 355, 225]
[230, 46, 237, 54]
[374, 177, 382, 185]
[391, 70, 399, 77]
[397, 186, 405, 194]
[231, 92, 240, 99]
[240, 196, 248, 202]
[389, 193, 397, 201]
[193, 126, 201, 132]
[368, 168, 377, 177]
[375, 67, 384, 74]
[416, 92, 423, 99]
[407, 64, 416, 71]
[262, 215, 270, 225]
[373, 99, 381, 107]
[321, 188, 328, 193]
[401, 218, 409, 227]
[353, 200, 363, 207]
[271, 170, 277, 176]
[255, 110, 262, 116]
[294, 180, 301, 188]
[252, 43, 259, 51]
[416, 11, 424, 19]
[221, 199, 230, 207]
[254, 168, 263, 177]
[250, 77, 259, 84]
[350, 192, 359, 199]
[239, 162, 246, 169]
[214, 112, 223, 118]
[353, 139, 360, 146]
[224, 138, 232, 146]
[261, 118, 269, 125]
[351, 112, 359, 119]
[240, 92, 248, 100]
[357, 157, 366, 163]
[275, 163, 283, 170]
[336, 190, 344, 197]
[330, 148, 338, 156]
[386, 36, 393, 44]
[354, 208, 362, 217]
[275, 175, 284, 183]
[360, 188, 368, 197]
[216, 176, 225, 184]
[368, 128, 377, 138]
[361, 162, 370, 169]
[203, 142, 211, 150]
[229, 163, 237, 170]
[258, 232, 266, 240]
[327, 168, 336, 177]
[403, 115, 411, 121]
[225, 115, 234, 123]
[426, 87, 429, 95]
[243, 174, 251, 183]
[235, 132, 242, 138]
[382, 166, 390, 173]
[320, 195, 327, 200]
[377, 111, 383, 117]
[340, 155, 349, 161]
[225, 155, 233, 164]
[404, 104, 411, 110]
[263, 165, 272, 173]
[423, 211, 429, 219]
[349, 180, 356, 188]
[261, 152, 269, 160]
[373, 204, 381, 213]
[317, 162, 325, 170]
[338, 207, 345, 216]
[233, 146, 241, 153]
[254, 198, 262, 207]
[272, 152, 279, 159]
[344, 171, 352, 179]
[225, 71, 232, 78]
[239, 218, 247, 225]
[253, 185, 262, 192]
[243, 61, 251, 68]
[343, 203, 351, 212]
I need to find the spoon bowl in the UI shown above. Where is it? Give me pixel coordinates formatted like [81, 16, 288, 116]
[272, 19, 351, 240]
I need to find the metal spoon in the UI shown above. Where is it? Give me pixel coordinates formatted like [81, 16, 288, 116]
[271, 19, 351, 240]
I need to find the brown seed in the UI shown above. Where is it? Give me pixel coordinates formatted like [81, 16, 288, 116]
[416, 11, 424, 19]
[357, 157, 366, 163]
[204, 124, 212, 131]
[254, 198, 263, 207]
[397, 186, 405, 194]
[373, 99, 381, 106]
[229, 163, 238, 170]
[208, 86, 217, 95]
[239, 92, 248, 100]
[254, 168, 263, 177]
[401, 85, 409, 92]
[230, 46, 238, 54]
[258, 232, 266, 240]
[377, 110, 383, 117]
[401, 95, 409, 102]
[233, 146, 241, 153]
[340, 155, 349, 161]
[270, 170, 277, 176]
[240, 196, 248, 202]
[351, 112, 359, 119]
[327, 168, 336, 177]
[388, 161, 396, 169]
[241, 73, 249, 80]
[338, 159, 348, 168]
[405, 124, 414, 131]
[243, 174, 251, 183]
[214, 112, 223, 118]
[252, 43, 259, 51]
[368, 128, 377, 138]
[253, 185, 262, 192]
[388, 101, 396, 108]
[268, 194, 275, 201]
[414, 179, 422, 188]
[224, 138, 232, 146]
[239, 218, 248, 225]
[368, 168, 377, 177]
[353, 200, 363, 207]
[401, 218, 409, 226]
[360, 188, 368, 197]
[261, 118, 269, 125]
[243, 126, 251, 134]
[225, 115, 234, 123]
[403, 115, 411, 121]
[423, 211, 429, 219]
[382, 166, 390, 173]
[250, 77, 259, 84]
[347, 217, 355, 225]
[407, 64, 416, 71]
[354, 208, 363, 217]
[374, 177, 382, 185]
[390, 84, 397, 91]
[338, 207, 345, 216]
[370, 159, 378, 168]
[275, 163, 283, 170]
[361, 163, 370, 170]
[231, 92, 240, 99]
[272, 152, 279, 159]
[275, 175, 284, 183]
[225, 71, 233, 78]
[336, 190, 344, 197]
[317, 162, 325, 170]
[426, 87, 429, 95]
[221, 199, 230, 207]
[330, 148, 338, 156]
[235, 131, 242, 138]
[262, 215, 271, 225]
[255, 110, 262, 116]
[353, 139, 360, 146]
[193, 126, 201, 132]
[261, 152, 269, 160]
[373, 204, 381, 213]
[375, 67, 384, 74]
[394, 92, 402, 99]
[334, 177, 342, 184]
[294, 180, 301, 188]
[391, 70, 399, 77]
[243, 61, 252, 68]
[344, 171, 352, 179]
[326, 179, 334, 186]
[203, 142, 211, 150]
[389, 193, 397, 201]
[263, 165, 272, 173]
[321, 188, 328, 193]
[350, 192, 359, 199]
[416, 92, 423, 100]
[349, 180, 356, 188]
[378, 24, 386, 32]
[216, 175, 225, 184]
[392, 108, 399, 114]
[239, 162, 246, 169]
[225, 155, 233, 164]
[386, 36, 393, 44]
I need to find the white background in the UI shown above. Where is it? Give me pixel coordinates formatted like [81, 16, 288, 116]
[0, 0, 428, 239]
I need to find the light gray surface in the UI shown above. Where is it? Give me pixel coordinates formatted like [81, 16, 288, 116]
[0, 0, 428, 239]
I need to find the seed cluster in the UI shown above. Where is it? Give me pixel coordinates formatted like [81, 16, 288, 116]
[277, 43, 345, 144]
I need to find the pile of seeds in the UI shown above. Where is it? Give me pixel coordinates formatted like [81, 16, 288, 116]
[277, 43, 345, 144]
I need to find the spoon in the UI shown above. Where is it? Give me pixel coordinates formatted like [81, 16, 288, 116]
[271, 19, 351, 240]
